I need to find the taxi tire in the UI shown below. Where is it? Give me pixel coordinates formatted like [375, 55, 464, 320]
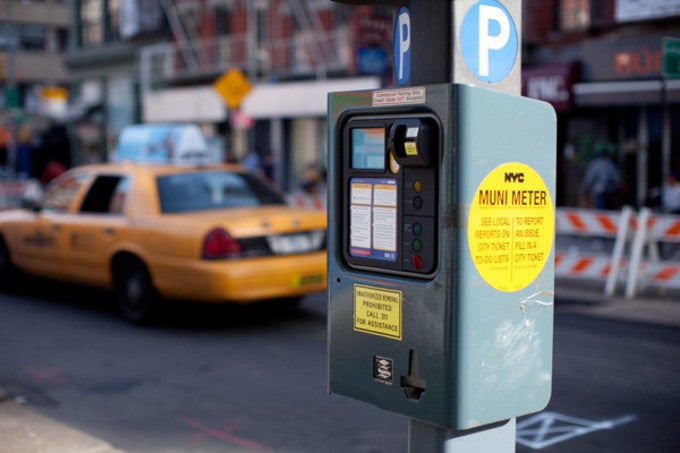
[114, 257, 157, 324]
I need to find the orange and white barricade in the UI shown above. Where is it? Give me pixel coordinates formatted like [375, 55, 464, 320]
[625, 208, 680, 298]
[554, 206, 635, 296]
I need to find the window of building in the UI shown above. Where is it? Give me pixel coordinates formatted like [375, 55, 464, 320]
[19, 24, 46, 51]
[55, 27, 69, 52]
[215, 6, 231, 35]
[81, 0, 104, 46]
[0, 24, 46, 52]
[560, 0, 591, 31]
[107, 0, 121, 42]
[0, 24, 18, 51]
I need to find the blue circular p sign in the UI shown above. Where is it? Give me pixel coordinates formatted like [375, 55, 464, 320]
[393, 7, 411, 86]
[460, 0, 518, 84]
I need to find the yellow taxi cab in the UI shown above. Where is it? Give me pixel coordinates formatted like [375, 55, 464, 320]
[0, 162, 327, 323]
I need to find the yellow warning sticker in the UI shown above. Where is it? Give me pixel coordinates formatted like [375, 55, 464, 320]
[354, 284, 402, 340]
[467, 162, 554, 292]
[404, 141, 418, 156]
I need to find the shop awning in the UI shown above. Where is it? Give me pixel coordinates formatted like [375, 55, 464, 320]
[241, 77, 381, 118]
[143, 86, 227, 123]
[573, 79, 680, 106]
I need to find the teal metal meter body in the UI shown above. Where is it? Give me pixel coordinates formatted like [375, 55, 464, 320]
[327, 83, 556, 430]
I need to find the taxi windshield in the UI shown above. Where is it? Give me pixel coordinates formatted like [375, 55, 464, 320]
[157, 170, 285, 213]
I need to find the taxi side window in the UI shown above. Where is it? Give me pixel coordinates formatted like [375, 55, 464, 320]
[80, 176, 130, 215]
[42, 172, 89, 212]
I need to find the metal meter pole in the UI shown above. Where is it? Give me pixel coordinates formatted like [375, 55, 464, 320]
[402, 0, 451, 85]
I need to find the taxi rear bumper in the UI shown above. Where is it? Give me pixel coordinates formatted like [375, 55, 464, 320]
[151, 251, 327, 303]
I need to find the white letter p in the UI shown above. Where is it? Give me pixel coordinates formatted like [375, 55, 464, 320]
[478, 5, 510, 77]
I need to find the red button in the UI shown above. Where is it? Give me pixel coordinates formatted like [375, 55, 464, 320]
[412, 255, 423, 269]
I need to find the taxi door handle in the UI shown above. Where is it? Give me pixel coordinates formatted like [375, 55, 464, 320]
[103, 228, 115, 236]
[51, 224, 61, 231]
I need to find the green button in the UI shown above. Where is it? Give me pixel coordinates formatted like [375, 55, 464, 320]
[412, 239, 422, 252]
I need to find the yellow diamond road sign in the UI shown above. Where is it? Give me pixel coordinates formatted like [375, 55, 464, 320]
[214, 69, 251, 110]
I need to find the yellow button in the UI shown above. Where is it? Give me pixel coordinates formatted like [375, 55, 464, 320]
[413, 180, 424, 193]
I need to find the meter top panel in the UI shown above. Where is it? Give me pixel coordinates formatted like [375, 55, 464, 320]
[338, 112, 442, 279]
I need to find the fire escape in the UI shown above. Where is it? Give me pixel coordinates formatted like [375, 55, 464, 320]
[140, 0, 342, 95]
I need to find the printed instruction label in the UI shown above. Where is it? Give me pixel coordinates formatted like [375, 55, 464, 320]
[467, 162, 554, 292]
[354, 284, 402, 340]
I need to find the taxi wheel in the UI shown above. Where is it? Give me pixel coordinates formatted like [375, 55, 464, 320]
[114, 258, 157, 324]
[0, 237, 18, 292]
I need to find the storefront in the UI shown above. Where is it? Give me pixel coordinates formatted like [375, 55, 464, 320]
[526, 34, 680, 209]
[523, 62, 580, 206]
[576, 34, 680, 208]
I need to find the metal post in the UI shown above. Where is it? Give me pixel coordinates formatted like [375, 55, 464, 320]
[405, 0, 451, 85]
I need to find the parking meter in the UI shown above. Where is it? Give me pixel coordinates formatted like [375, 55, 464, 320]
[327, 83, 556, 430]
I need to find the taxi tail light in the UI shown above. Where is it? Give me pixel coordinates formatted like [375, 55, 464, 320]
[202, 228, 242, 259]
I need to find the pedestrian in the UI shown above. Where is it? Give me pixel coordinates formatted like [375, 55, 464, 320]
[241, 148, 263, 176]
[662, 171, 680, 215]
[300, 163, 321, 195]
[580, 141, 621, 210]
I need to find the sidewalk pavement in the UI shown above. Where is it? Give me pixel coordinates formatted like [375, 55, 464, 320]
[555, 279, 680, 328]
[0, 281, 678, 453]
[0, 388, 123, 453]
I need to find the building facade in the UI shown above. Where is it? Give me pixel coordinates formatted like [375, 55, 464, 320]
[0, 0, 70, 174]
[63, 0, 680, 206]
[66, 0, 392, 191]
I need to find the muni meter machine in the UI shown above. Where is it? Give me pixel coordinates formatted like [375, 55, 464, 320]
[327, 83, 557, 429]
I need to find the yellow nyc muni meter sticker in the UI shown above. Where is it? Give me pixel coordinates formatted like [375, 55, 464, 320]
[354, 284, 402, 340]
[467, 162, 554, 292]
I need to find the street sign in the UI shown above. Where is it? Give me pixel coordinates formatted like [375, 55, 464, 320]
[214, 69, 251, 110]
[453, 0, 521, 94]
[393, 7, 411, 86]
[460, 0, 518, 84]
[662, 37, 680, 78]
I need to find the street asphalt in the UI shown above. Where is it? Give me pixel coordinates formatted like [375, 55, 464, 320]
[0, 280, 678, 453]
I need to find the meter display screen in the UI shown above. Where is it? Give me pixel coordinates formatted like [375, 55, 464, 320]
[351, 128, 385, 170]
